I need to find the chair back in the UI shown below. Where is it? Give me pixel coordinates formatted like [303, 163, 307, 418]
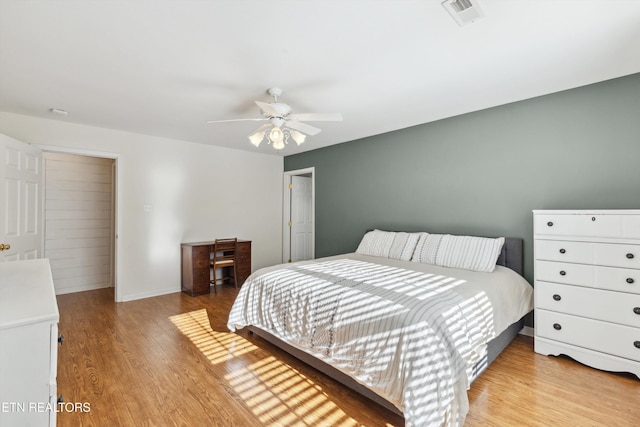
[213, 238, 238, 263]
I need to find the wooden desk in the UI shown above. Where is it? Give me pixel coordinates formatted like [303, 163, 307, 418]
[181, 240, 251, 296]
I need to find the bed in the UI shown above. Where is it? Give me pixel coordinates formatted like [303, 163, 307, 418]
[228, 231, 533, 427]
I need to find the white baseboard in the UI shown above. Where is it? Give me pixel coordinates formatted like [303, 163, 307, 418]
[120, 286, 179, 302]
[519, 326, 534, 337]
[55, 283, 112, 295]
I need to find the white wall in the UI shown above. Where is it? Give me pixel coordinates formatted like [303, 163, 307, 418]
[0, 112, 283, 301]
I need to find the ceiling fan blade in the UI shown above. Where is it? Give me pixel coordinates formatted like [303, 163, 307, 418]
[287, 113, 343, 122]
[285, 120, 322, 136]
[206, 118, 267, 124]
[255, 100, 281, 117]
[251, 123, 272, 134]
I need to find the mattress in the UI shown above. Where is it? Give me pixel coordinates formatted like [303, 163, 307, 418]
[228, 253, 533, 427]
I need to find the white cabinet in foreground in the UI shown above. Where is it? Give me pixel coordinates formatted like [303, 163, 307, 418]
[0, 259, 60, 427]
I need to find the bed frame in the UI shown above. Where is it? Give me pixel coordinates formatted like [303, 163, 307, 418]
[247, 237, 527, 416]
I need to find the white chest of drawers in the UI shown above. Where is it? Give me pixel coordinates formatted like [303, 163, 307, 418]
[0, 259, 60, 427]
[533, 210, 640, 378]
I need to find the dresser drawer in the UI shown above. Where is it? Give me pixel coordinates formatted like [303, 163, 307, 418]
[535, 260, 595, 286]
[623, 215, 640, 239]
[536, 260, 640, 294]
[536, 240, 595, 264]
[536, 240, 640, 269]
[536, 310, 640, 362]
[595, 243, 640, 269]
[193, 267, 210, 284]
[237, 253, 250, 263]
[192, 245, 211, 268]
[535, 213, 624, 238]
[535, 281, 640, 328]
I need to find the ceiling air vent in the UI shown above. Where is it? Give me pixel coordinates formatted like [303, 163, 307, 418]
[442, 0, 485, 26]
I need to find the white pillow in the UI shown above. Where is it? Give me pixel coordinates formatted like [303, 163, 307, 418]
[388, 232, 423, 261]
[356, 230, 422, 261]
[356, 229, 395, 258]
[411, 233, 439, 264]
[411, 234, 505, 272]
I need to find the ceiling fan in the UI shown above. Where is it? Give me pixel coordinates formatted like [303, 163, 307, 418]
[207, 87, 343, 150]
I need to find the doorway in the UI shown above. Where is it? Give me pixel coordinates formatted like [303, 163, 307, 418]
[0, 135, 120, 300]
[43, 152, 116, 295]
[283, 167, 315, 263]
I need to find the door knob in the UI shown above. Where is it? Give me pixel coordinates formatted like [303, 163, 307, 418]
[0, 243, 10, 251]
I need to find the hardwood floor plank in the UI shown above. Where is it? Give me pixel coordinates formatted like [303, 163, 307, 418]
[56, 286, 639, 426]
[466, 335, 640, 426]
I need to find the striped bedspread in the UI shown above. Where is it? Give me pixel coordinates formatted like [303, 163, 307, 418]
[228, 253, 533, 427]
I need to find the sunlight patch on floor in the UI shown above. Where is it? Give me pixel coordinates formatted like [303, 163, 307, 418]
[169, 309, 369, 426]
[170, 309, 255, 364]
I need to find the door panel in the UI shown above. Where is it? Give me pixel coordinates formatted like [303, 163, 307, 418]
[0, 133, 43, 261]
[290, 175, 313, 262]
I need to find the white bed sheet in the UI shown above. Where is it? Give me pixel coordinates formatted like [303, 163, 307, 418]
[228, 253, 533, 427]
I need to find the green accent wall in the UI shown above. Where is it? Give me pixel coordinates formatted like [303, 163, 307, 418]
[284, 73, 640, 286]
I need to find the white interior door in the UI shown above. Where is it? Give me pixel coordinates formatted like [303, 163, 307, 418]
[0, 133, 43, 261]
[289, 175, 313, 262]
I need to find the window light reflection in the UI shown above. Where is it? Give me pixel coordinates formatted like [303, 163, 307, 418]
[169, 309, 387, 427]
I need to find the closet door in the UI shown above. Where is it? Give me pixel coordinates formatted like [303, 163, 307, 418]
[290, 175, 313, 262]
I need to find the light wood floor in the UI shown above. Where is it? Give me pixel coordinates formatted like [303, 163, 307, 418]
[56, 286, 640, 427]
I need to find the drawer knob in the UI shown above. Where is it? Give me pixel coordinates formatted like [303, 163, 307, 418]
[591, 217, 596, 221]
[58, 334, 64, 345]
[627, 278, 635, 284]
[547, 221, 554, 227]
[635, 341, 640, 349]
[559, 248, 566, 254]
[553, 323, 562, 330]
[559, 270, 566, 276]
[553, 294, 562, 301]
[627, 253, 635, 259]
[634, 307, 640, 315]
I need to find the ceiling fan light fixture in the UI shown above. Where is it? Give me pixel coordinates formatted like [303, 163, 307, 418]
[270, 117, 285, 127]
[290, 130, 307, 145]
[207, 87, 342, 152]
[269, 126, 284, 146]
[248, 130, 265, 147]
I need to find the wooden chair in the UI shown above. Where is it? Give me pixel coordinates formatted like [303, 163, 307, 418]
[210, 238, 238, 290]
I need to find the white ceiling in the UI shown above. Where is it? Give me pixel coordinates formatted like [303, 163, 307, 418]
[1, 0, 639, 156]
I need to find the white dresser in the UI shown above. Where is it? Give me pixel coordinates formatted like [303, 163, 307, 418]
[0, 259, 60, 427]
[533, 210, 640, 378]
